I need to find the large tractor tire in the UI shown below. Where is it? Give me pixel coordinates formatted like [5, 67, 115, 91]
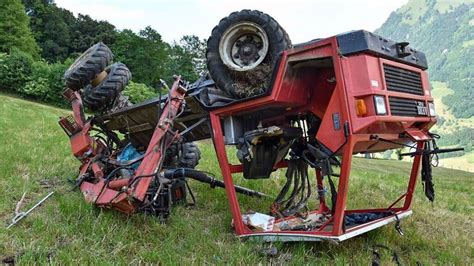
[164, 142, 201, 169]
[206, 10, 291, 99]
[82, 62, 131, 112]
[64, 42, 113, 90]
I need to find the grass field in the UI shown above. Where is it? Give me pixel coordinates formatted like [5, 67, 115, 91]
[0, 94, 473, 264]
[430, 81, 474, 172]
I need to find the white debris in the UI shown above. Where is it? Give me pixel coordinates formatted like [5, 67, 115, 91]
[242, 212, 275, 232]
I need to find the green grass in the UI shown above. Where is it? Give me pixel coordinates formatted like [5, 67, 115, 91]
[1, 94, 473, 264]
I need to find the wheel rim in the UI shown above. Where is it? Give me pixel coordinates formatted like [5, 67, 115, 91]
[219, 21, 269, 71]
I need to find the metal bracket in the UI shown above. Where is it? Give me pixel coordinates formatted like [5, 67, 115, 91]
[394, 214, 404, 236]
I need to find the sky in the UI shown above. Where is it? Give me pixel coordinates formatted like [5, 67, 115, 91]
[55, 0, 409, 44]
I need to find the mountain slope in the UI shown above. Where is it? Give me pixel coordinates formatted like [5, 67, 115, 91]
[376, 0, 473, 119]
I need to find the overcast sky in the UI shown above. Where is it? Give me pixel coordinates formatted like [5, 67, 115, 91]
[55, 0, 408, 43]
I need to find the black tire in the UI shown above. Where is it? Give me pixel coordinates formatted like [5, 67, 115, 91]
[164, 142, 201, 169]
[64, 42, 113, 90]
[82, 62, 131, 112]
[178, 142, 201, 168]
[206, 10, 292, 99]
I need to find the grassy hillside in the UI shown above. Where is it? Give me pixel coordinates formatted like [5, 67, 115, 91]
[0, 94, 473, 264]
[376, 0, 474, 168]
[376, 0, 473, 119]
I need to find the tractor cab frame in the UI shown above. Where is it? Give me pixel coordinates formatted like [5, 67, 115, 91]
[207, 31, 435, 241]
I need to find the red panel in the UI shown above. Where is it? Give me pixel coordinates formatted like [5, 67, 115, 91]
[341, 54, 436, 135]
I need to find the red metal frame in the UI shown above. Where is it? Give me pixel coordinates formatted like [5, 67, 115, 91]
[208, 36, 434, 241]
[60, 77, 188, 214]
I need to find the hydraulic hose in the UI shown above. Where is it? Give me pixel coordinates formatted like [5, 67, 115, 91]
[163, 168, 265, 198]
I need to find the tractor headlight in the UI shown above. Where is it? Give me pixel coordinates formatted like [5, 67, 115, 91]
[429, 102, 436, 116]
[374, 95, 387, 115]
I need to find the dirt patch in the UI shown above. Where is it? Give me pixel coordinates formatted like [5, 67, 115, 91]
[2, 255, 16, 266]
[230, 63, 273, 98]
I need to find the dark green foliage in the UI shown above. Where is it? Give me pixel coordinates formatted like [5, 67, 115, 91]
[165, 35, 207, 84]
[70, 14, 116, 56]
[2, 0, 207, 108]
[0, 50, 69, 106]
[435, 127, 473, 158]
[0, 49, 34, 92]
[443, 79, 473, 118]
[23, 0, 116, 62]
[24, 59, 70, 105]
[0, 0, 40, 58]
[24, 0, 73, 61]
[112, 29, 206, 87]
[436, 127, 473, 148]
[123, 81, 158, 104]
[175, 35, 207, 77]
[112, 27, 168, 87]
[376, 0, 474, 119]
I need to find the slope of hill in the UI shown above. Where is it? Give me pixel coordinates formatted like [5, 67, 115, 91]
[0, 94, 473, 264]
[376, 0, 473, 118]
[376, 0, 474, 169]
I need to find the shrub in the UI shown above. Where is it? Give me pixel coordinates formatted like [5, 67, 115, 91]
[0, 50, 71, 106]
[0, 49, 34, 92]
[123, 81, 158, 104]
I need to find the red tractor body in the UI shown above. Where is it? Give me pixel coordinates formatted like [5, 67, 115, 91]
[207, 32, 435, 240]
[60, 29, 455, 242]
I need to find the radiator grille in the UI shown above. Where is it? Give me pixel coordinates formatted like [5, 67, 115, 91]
[389, 97, 428, 117]
[384, 64, 423, 95]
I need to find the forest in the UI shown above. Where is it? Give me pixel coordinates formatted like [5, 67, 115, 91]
[0, 0, 206, 106]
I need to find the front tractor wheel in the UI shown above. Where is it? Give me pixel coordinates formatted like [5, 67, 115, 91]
[82, 62, 131, 112]
[63, 42, 113, 91]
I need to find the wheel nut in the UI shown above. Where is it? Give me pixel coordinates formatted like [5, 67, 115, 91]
[236, 40, 242, 47]
[234, 54, 240, 59]
[243, 46, 252, 56]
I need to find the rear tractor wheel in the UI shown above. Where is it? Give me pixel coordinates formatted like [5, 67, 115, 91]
[206, 10, 292, 99]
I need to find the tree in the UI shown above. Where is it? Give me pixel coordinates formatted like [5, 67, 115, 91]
[23, 0, 116, 62]
[23, 0, 74, 61]
[162, 35, 206, 85]
[179, 35, 207, 76]
[112, 27, 169, 87]
[0, 0, 39, 58]
[70, 14, 116, 55]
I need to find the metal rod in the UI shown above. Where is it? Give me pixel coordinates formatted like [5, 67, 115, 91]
[7, 191, 54, 229]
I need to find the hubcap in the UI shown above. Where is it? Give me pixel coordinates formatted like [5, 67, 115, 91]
[219, 22, 269, 71]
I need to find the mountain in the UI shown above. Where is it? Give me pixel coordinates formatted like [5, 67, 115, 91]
[376, 0, 473, 166]
[376, 0, 473, 119]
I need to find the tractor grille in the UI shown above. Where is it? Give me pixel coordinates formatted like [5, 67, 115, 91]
[389, 97, 428, 117]
[383, 64, 423, 95]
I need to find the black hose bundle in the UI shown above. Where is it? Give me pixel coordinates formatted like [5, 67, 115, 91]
[327, 174, 338, 214]
[421, 142, 435, 202]
[272, 158, 311, 217]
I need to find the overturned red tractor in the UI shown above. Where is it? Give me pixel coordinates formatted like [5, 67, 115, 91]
[59, 10, 460, 241]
